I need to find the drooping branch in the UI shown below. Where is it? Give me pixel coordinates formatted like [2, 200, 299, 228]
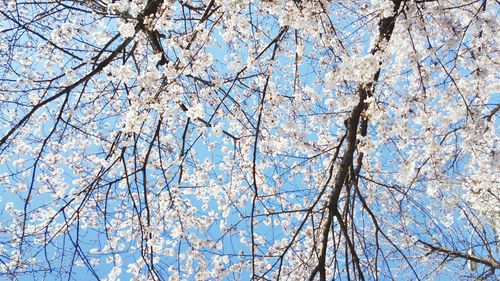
[0, 37, 132, 149]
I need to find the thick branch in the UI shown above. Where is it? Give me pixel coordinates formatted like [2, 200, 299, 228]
[314, 1, 403, 280]
[418, 240, 500, 269]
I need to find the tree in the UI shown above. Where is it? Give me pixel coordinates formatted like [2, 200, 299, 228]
[0, 0, 498, 280]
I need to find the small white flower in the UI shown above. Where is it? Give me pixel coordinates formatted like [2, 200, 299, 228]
[13, 159, 24, 168]
[117, 65, 133, 81]
[212, 123, 223, 137]
[4, 202, 13, 211]
[186, 103, 204, 119]
[118, 22, 136, 38]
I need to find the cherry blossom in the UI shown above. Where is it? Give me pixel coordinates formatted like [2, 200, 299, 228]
[0, 0, 498, 280]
